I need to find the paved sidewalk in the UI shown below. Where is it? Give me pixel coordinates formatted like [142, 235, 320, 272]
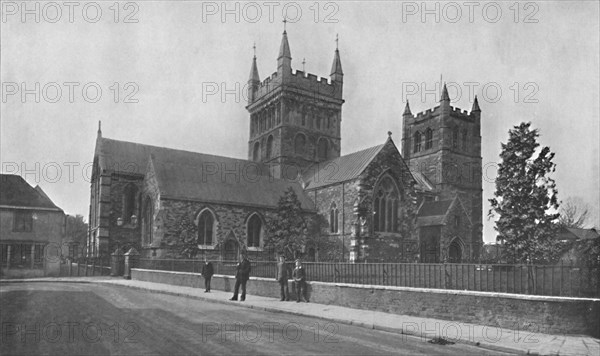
[2, 277, 599, 356]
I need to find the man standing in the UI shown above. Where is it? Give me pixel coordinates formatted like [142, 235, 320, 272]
[201, 257, 213, 293]
[276, 255, 289, 301]
[292, 259, 308, 303]
[230, 253, 251, 301]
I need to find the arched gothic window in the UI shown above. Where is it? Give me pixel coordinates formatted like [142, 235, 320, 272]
[413, 131, 422, 153]
[425, 128, 433, 149]
[329, 202, 339, 233]
[122, 184, 137, 223]
[461, 129, 468, 151]
[266, 135, 273, 160]
[373, 176, 399, 233]
[294, 134, 306, 155]
[197, 210, 215, 245]
[247, 214, 262, 248]
[317, 138, 328, 161]
[253, 142, 261, 161]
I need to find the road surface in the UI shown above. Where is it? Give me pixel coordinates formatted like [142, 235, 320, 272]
[0, 282, 512, 355]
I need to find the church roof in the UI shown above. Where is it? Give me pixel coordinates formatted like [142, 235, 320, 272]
[416, 196, 472, 227]
[302, 144, 385, 189]
[0, 174, 63, 211]
[96, 137, 315, 211]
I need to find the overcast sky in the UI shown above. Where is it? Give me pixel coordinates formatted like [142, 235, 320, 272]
[1, 1, 599, 242]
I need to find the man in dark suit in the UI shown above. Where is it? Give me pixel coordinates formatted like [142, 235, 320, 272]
[276, 255, 289, 301]
[230, 253, 251, 301]
[292, 259, 308, 303]
[201, 257, 214, 292]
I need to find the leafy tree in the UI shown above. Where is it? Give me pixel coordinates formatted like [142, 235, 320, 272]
[558, 197, 591, 229]
[178, 214, 201, 258]
[265, 187, 311, 261]
[489, 122, 561, 264]
[64, 214, 88, 257]
[305, 214, 343, 261]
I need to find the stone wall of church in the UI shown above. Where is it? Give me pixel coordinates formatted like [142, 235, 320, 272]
[439, 199, 475, 262]
[308, 180, 361, 261]
[358, 141, 419, 262]
[148, 199, 275, 261]
[306, 140, 420, 262]
[106, 174, 143, 253]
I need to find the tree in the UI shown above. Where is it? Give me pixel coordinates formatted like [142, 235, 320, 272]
[489, 122, 561, 264]
[179, 214, 201, 258]
[265, 187, 311, 261]
[558, 197, 591, 229]
[65, 214, 87, 257]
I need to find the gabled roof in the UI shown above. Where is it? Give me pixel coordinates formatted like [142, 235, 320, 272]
[418, 199, 453, 217]
[96, 137, 314, 211]
[0, 174, 63, 211]
[96, 137, 273, 178]
[302, 144, 385, 190]
[149, 155, 315, 210]
[558, 227, 599, 241]
[416, 196, 472, 227]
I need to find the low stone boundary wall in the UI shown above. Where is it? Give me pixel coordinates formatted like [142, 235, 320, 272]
[131, 268, 600, 337]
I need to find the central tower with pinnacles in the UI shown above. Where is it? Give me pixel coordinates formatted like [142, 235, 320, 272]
[246, 25, 344, 179]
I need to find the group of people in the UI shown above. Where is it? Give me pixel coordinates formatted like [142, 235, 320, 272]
[199, 254, 309, 303]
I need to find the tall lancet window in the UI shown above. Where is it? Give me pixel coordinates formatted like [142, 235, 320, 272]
[373, 176, 399, 233]
[329, 202, 339, 233]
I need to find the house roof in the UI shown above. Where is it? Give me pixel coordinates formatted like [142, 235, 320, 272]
[96, 137, 315, 211]
[0, 174, 63, 211]
[558, 227, 600, 241]
[302, 144, 385, 189]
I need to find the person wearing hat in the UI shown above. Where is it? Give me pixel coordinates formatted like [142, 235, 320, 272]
[201, 256, 214, 292]
[292, 259, 308, 302]
[230, 253, 251, 301]
[276, 255, 290, 301]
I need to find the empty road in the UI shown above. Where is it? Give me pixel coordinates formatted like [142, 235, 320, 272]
[0, 282, 512, 355]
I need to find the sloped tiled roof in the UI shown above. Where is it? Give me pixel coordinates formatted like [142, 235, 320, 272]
[96, 137, 272, 179]
[96, 137, 314, 211]
[302, 144, 385, 189]
[418, 200, 453, 217]
[0, 174, 63, 211]
[558, 227, 600, 241]
[150, 157, 315, 210]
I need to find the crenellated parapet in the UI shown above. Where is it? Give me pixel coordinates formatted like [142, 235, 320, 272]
[251, 68, 343, 105]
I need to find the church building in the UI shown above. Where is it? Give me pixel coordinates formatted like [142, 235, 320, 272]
[87, 28, 483, 263]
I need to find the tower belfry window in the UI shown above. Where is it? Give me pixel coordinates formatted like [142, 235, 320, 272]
[413, 131, 422, 153]
[425, 128, 433, 149]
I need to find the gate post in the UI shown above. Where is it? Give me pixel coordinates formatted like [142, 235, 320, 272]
[123, 248, 139, 280]
[110, 248, 125, 276]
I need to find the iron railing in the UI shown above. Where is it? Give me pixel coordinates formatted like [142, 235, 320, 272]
[59, 257, 111, 277]
[132, 259, 600, 298]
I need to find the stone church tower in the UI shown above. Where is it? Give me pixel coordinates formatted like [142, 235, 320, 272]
[401, 86, 483, 261]
[246, 29, 345, 178]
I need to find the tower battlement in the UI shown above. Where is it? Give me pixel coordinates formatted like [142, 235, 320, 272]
[251, 68, 343, 104]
